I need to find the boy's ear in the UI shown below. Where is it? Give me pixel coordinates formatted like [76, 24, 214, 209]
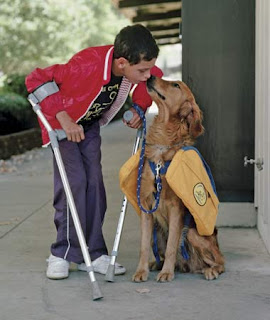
[116, 57, 128, 69]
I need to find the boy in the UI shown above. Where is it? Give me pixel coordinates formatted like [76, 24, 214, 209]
[25, 24, 163, 279]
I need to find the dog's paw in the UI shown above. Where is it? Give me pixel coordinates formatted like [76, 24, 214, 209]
[203, 267, 219, 280]
[156, 270, 174, 282]
[132, 270, 149, 282]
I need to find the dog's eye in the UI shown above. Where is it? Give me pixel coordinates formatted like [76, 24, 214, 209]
[172, 83, 180, 89]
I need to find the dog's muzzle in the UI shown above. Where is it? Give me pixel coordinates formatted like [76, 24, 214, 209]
[147, 76, 166, 100]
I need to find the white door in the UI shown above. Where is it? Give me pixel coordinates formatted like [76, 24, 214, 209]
[254, 0, 270, 253]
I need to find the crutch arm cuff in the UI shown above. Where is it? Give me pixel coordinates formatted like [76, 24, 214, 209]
[30, 81, 59, 103]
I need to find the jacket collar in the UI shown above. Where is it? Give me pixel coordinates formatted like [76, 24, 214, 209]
[103, 46, 114, 83]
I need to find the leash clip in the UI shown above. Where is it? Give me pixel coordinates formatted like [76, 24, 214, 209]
[155, 161, 162, 179]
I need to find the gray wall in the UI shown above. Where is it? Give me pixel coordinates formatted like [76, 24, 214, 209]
[182, 0, 255, 202]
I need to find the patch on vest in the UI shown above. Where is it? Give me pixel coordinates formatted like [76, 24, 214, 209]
[193, 183, 207, 206]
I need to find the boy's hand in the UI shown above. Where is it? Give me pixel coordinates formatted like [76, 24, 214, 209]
[56, 111, 85, 142]
[123, 107, 142, 129]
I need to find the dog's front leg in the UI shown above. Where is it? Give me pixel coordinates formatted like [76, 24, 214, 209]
[132, 212, 153, 282]
[157, 209, 181, 282]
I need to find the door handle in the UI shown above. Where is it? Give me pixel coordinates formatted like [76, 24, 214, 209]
[244, 156, 264, 171]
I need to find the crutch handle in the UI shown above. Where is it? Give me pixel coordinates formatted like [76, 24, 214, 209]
[54, 125, 84, 142]
[124, 111, 143, 140]
[123, 110, 134, 122]
[55, 129, 67, 141]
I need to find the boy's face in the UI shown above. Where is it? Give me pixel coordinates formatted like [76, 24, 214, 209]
[120, 58, 157, 84]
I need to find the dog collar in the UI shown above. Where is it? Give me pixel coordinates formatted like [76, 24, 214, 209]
[145, 141, 183, 151]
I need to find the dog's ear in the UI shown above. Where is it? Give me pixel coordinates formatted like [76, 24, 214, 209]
[187, 102, 204, 138]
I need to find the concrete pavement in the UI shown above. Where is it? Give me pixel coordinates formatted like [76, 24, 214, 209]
[1, 112, 270, 320]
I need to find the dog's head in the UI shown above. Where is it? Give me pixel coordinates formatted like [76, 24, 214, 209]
[147, 76, 204, 139]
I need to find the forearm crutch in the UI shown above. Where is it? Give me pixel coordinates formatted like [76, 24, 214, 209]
[105, 110, 142, 282]
[28, 93, 103, 301]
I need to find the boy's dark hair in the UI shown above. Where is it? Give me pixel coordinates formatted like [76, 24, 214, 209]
[113, 24, 159, 65]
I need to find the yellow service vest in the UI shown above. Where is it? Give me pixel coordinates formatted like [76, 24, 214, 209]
[119, 148, 219, 236]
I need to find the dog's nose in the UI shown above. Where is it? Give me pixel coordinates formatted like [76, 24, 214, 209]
[147, 75, 156, 85]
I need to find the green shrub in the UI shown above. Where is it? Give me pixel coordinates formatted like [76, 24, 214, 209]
[0, 93, 37, 135]
[0, 93, 30, 120]
[3, 74, 28, 98]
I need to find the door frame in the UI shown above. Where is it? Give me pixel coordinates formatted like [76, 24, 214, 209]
[255, 0, 270, 253]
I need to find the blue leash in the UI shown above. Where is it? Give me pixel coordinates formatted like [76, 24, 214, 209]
[152, 224, 161, 265]
[133, 104, 164, 214]
[180, 211, 192, 260]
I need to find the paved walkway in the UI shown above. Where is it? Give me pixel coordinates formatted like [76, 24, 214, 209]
[1, 113, 270, 320]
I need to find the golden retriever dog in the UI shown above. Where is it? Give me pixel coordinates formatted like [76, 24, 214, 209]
[132, 76, 225, 282]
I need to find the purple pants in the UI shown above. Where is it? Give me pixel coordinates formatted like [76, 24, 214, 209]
[51, 122, 108, 263]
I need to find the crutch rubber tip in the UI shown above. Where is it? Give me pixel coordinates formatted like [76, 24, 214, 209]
[92, 281, 103, 301]
[105, 264, 115, 282]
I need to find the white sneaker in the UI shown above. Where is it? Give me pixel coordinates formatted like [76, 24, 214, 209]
[46, 254, 70, 279]
[77, 255, 126, 275]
